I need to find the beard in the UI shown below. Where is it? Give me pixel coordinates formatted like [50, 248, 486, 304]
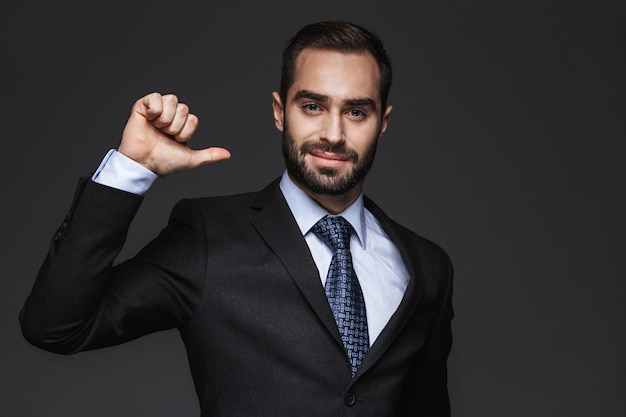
[282, 128, 378, 196]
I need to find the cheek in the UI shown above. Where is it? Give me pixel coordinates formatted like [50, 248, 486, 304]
[349, 123, 381, 150]
[285, 113, 321, 140]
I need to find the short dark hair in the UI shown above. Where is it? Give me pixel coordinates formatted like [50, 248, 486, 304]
[280, 21, 393, 112]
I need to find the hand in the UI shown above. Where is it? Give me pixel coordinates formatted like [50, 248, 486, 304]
[117, 92, 231, 175]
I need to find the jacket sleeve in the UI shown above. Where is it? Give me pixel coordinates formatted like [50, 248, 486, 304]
[19, 178, 206, 354]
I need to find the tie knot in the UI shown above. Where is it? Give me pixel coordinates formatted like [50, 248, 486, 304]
[311, 216, 352, 252]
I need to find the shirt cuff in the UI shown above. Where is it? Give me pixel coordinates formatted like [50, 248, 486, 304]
[92, 149, 158, 195]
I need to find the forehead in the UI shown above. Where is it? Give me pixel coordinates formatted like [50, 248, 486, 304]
[290, 48, 381, 102]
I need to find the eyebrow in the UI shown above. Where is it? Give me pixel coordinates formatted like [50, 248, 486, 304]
[293, 90, 378, 111]
[293, 90, 328, 103]
[345, 98, 377, 110]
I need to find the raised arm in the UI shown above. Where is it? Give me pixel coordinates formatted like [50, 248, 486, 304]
[20, 93, 228, 353]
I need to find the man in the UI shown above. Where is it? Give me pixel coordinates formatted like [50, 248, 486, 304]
[20, 21, 453, 416]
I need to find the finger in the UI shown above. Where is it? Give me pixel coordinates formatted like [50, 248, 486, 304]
[189, 147, 231, 168]
[161, 103, 191, 140]
[172, 112, 198, 142]
[152, 94, 179, 128]
[134, 92, 164, 121]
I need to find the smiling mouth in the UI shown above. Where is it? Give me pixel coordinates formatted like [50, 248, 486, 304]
[300, 141, 358, 167]
[310, 150, 350, 162]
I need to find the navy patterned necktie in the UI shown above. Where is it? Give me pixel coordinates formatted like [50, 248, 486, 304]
[312, 215, 369, 377]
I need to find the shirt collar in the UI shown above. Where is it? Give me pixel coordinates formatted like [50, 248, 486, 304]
[279, 170, 367, 249]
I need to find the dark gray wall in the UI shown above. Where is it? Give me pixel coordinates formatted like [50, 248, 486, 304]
[2, 1, 625, 416]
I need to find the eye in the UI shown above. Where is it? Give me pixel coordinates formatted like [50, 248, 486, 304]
[346, 109, 366, 119]
[303, 103, 321, 113]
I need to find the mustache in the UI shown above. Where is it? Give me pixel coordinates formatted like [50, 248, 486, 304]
[299, 141, 359, 163]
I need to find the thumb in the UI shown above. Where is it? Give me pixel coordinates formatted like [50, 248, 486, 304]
[189, 147, 232, 168]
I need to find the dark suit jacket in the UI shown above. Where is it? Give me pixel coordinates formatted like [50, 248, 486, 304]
[20, 177, 453, 417]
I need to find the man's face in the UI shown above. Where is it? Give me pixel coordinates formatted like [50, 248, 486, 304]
[273, 48, 392, 196]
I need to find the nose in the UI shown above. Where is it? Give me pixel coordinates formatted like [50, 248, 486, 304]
[321, 113, 345, 145]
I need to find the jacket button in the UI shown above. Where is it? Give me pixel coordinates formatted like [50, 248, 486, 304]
[344, 392, 356, 406]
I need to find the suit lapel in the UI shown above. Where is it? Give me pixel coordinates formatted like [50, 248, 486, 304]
[248, 181, 427, 379]
[354, 197, 426, 378]
[249, 180, 344, 350]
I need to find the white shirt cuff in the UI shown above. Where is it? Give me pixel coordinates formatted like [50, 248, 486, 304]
[92, 149, 158, 195]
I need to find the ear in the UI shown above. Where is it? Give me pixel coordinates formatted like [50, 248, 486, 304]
[378, 105, 393, 140]
[272, 91, 285, 132]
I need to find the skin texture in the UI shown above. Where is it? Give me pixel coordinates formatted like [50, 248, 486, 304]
[272, 48, 392, 213]
[118, 47, 392, 214]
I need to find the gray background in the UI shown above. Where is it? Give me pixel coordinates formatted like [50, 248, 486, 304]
[2, 1, 625, 416]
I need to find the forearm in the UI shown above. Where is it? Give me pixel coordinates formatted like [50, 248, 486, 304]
[19, 179, 143, 353]
[20, 176, 208, 354]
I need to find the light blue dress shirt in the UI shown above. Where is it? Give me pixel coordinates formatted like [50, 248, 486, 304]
[278, 172, 410, 345]
[93, 150, 410, 345]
